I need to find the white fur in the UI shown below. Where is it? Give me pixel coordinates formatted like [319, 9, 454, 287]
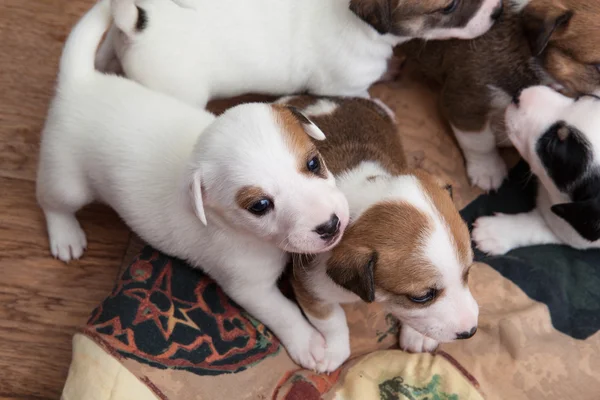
[300, 161, 478, 369]
[302, 99, 340, 118]
[474, 86, 600, 254]
[473, 210, 561, 255]
[96, 0, 500, 108]
[453, 123, 508, 191]
[37, 0, 351, 371]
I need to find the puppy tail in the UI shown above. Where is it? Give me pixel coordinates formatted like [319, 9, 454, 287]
[58, 0, 112, 83]
[111, 0, 146, 36]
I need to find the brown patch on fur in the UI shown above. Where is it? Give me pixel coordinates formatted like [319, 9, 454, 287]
[520, 0, 600, 95]
[272, 105, 328, 179]
[349, 0, 493, 36]
[326, 201, 443, 309]
[414, 169, 473, 266]
[280, 96, 406, 176]
[290, 256, 335, 320]
[235, 185, 268, 210]
[399, 0, 600, 135]
[400, 1, 546, 133]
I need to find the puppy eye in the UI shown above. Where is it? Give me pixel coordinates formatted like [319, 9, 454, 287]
[248, 198, 273, 216]
[307, 156, 321, 174]
[595, 64, 600, 74]
[408, 288, 438, 304]
[440, 0, 458, 14]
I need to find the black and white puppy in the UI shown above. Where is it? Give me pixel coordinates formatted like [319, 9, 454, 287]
[473, 85, 600, 253]
[95, 0, 502, 108]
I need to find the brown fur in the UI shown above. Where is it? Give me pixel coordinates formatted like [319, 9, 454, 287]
[327, 201, 444, 309]
[235, 185, 269, 210]
[282, 96, 407, 175]
[350, 0, 490, 36]
[398, 0, 600, 133]
[415, 170, 473, 265]
[526, 0, 600, 96]
[290, 257, 335, 319]
[272, 105, 328, 179]
[399, 0, 546, 132]
[281, 96, 472, 318]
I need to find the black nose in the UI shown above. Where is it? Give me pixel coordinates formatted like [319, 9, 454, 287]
[315, 214, 340, 239]
[491, 1, 504, 21]
[456, 327, 477, 340]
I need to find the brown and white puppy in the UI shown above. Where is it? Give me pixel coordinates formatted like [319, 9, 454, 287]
[95, 0, 502, 108]
[399, 0, 600, 192]
[279, 95, 479, 373]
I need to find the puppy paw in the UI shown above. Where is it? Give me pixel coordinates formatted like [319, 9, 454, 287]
[472, 215, 515, 255]
[466, 154, 507, 191]
[284, 329, 326, 372]
[316, 334, 351, 374]
[47, 213, 87, 263]
[399, 325, 439, 353]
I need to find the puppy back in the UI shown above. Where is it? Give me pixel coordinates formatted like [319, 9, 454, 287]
[398, 1, 543, 97]
[280, 96, 406, 176]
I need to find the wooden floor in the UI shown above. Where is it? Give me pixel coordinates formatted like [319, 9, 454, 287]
[0, 1, 132, 398]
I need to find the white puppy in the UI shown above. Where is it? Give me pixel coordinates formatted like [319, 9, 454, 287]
[473, 86, 600, 254]
[37, 0, 350, 371]
[282, 96, 478, 372]
[95, 0, 503, 107]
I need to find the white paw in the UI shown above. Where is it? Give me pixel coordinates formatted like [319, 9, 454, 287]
[284, 329, 326, 372]
[47, 214, 87, 263]
[466, 155, 507, 191]
[316, 333, 351, 373]
[399, 325, 439, 353]
[472, 215, 515, 255]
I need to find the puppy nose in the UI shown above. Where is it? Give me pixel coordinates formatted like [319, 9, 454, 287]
[314, 214, 340, 239]
[456, 327, 477, 340]
[491, 1, 504, 21]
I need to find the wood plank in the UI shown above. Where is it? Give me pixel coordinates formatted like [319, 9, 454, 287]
[0, 176, 130, 399]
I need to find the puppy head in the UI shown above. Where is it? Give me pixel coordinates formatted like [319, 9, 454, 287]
[326, 171, 478, 343]
[506, 85, 600, 241]
[523, 0, 600, 95]
[349, 0, 502, 40]
[186, 103, 350, 253]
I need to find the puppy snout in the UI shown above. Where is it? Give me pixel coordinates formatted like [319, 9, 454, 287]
[491, 1, 504, 21]
[456, 326, 477, 340]
[314, 214, 340, 240]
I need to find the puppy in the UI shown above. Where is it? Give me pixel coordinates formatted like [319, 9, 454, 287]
[94, 0, 503, 107]
[473, 86, 600, 254]
[279, 96, 479, 372]
[37, 0, 350, 371]
[399, 0, 600, 191]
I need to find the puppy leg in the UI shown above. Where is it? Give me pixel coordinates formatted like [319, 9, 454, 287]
[223, 281, 326, 371]
[399, 324, 439, 353]
[36, 164, 92, 263]
[441, 81, 507, 191]
[292, 276, 350, 372]
[473, 209, 561, 255]
[305, 304, 350, 373]
[452, 123, 507, 191]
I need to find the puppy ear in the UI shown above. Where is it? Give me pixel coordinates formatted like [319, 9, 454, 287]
[551, 200, 600, 242]
[522, 5, 573, 57]
[349, 0, 392, 35]
[188, 169, 208, 226]
[287, 106, 326, 141]
[326, 247, 377, 303]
